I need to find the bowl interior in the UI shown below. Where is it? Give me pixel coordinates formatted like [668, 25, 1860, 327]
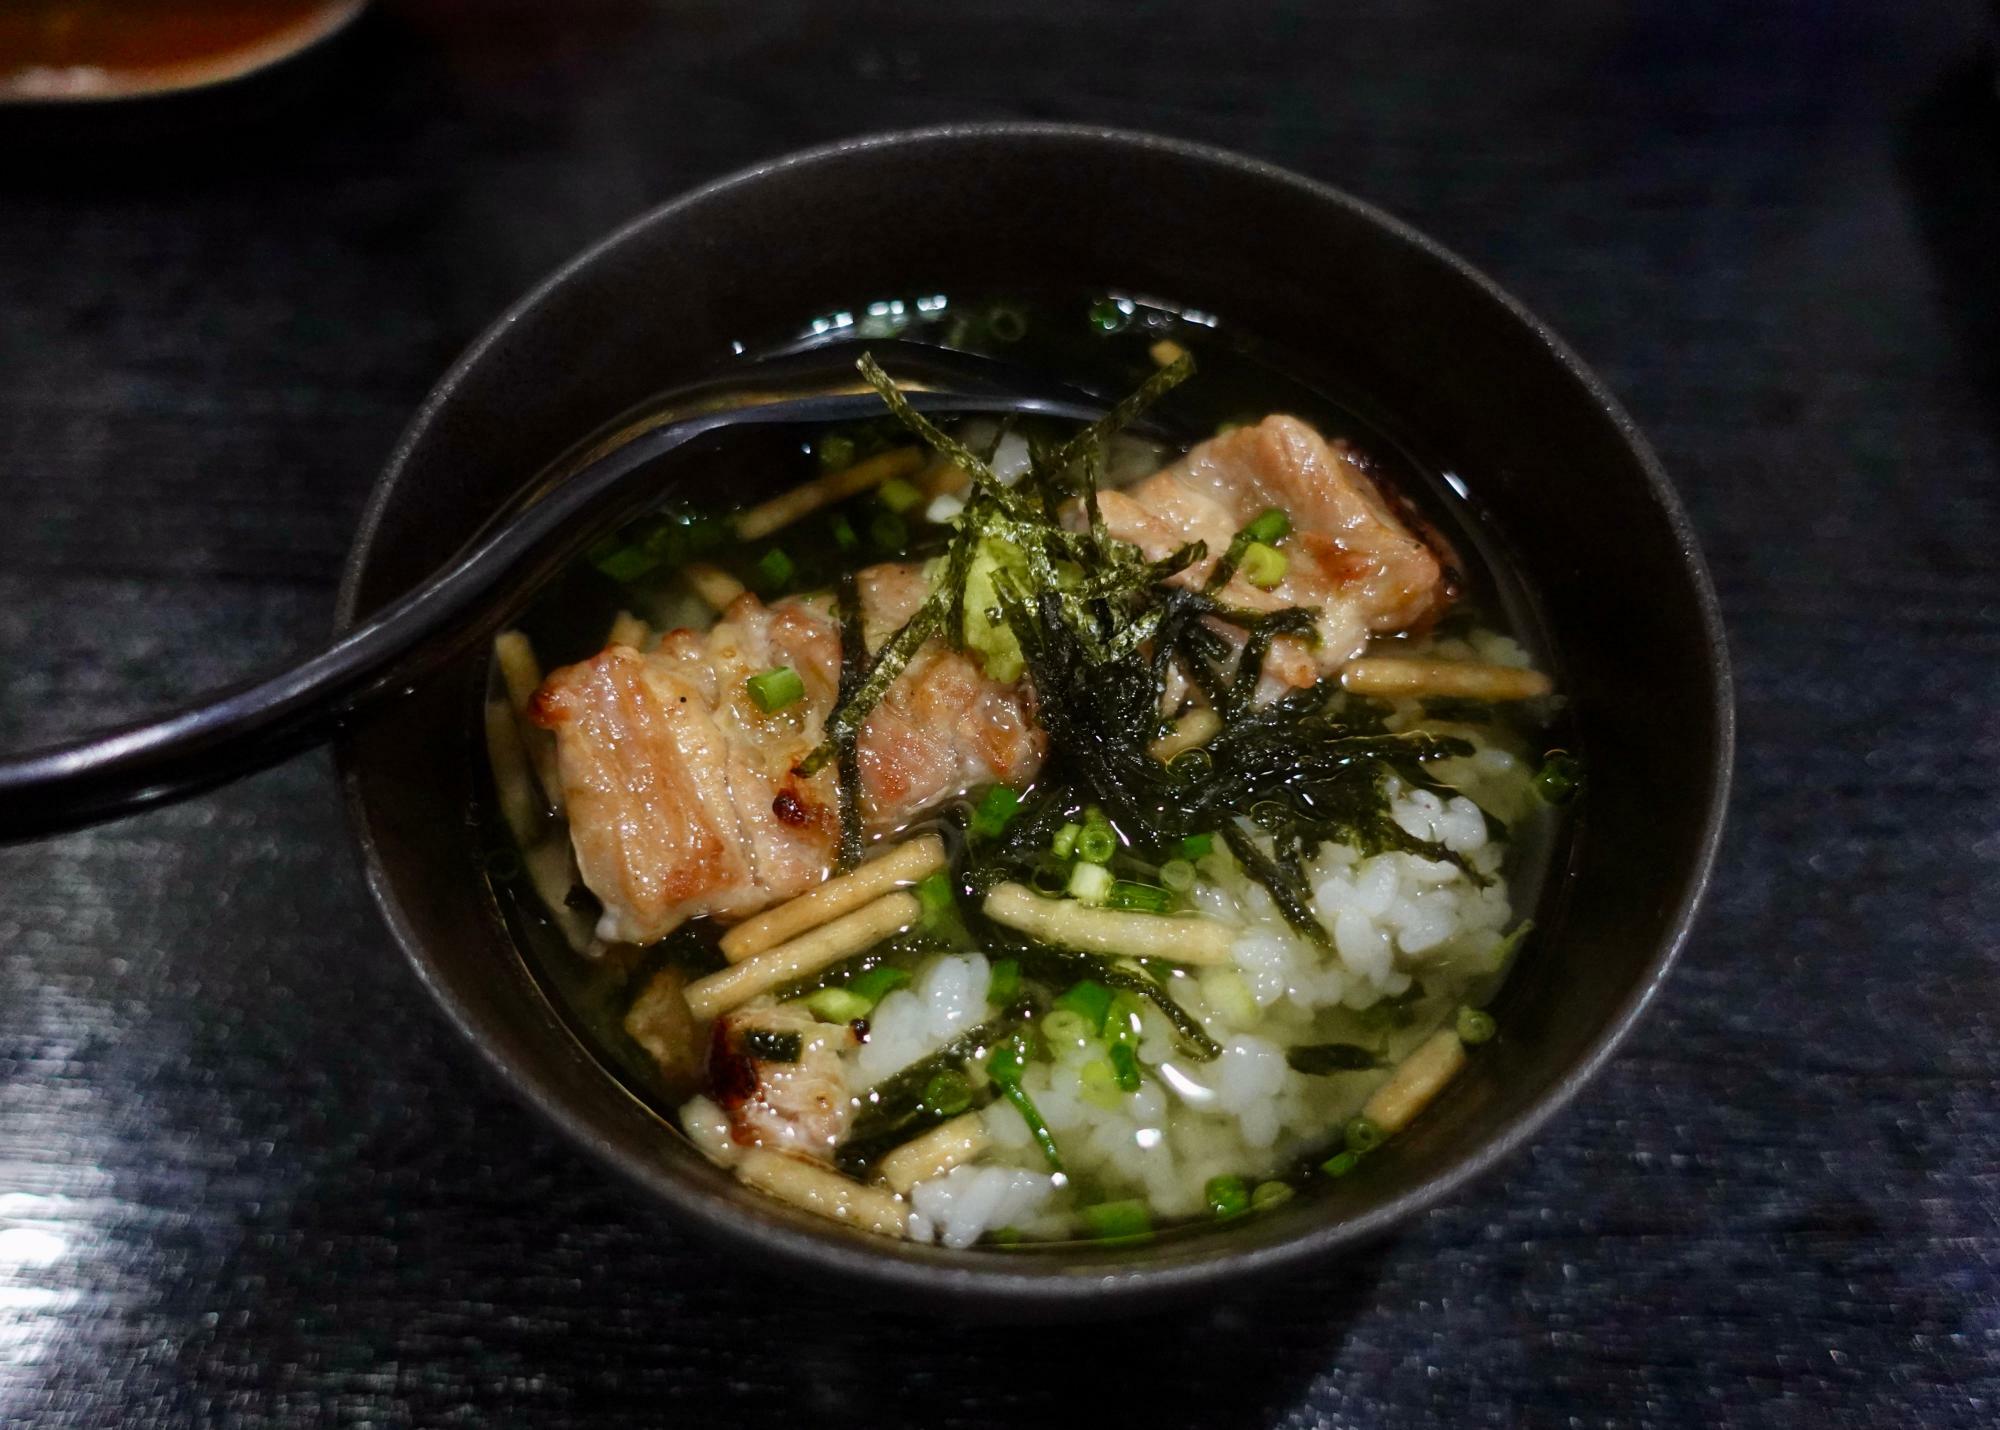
[337, 125, 1730, 1309]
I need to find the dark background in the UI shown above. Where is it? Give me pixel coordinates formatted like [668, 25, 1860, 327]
[2, 1, 1995, 1425]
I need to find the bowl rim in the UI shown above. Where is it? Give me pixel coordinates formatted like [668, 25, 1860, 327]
[334, 121, 1735, 1304]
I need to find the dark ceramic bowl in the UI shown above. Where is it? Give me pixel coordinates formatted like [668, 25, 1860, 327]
[335, 124, 1731, 1312]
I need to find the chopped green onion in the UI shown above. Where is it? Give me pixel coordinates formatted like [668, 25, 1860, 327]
[1343, 1116, 1384, 1154]
[1179, 832, 1214, 860]
[877, 476, 924, 514]
[869, 511, 908, 551]
[1250, 1180, 1294, 1211]
[753, 547, 795, 594]
[1105, 880, 1173, 914]
[1239, 541, 1288, 589]
[1158, 858, 1196, 893]
[1108, 1041, 1142, 1092]
[1029, 859, 1069, 895]
[1169, 748, 1213, 782]
[588, 541, 659, 583]
[1078, 1058, 1123, 1110]
[988, 1045, 1063, 1172]
[1243, 507, 1292, 545]
[1052, 980, 1113, 1031]
[914, 871, 955, 924]
[969, 785, 1021, 838]
[746, 666, 805, 713]
[830, 513, 859, 551]
[986, 305, 1028, 342]
[1203, 970, 1258, 1027]
[739, 1029, 801, 1063]
[921, 1069, 974, 1117]
[1079, 1199, 1151, 1241]
[1214, 419, 1245, 436]
[1482, 920, 1534, 974]
[1087, 298, 1131, 333]
[1102, 994, 1144, 1048]
[1075, 814, 1117, 865]
[1042, 1009, 1095, 1049]
[987, 957, 1021, 1005]
[1067, 861, 1112, 904]
[846, 965, 912, 1007]
[1456, 1006, 1497, 1044]
[817, 434, 856, 470]
[804, 987, 871, 1023]
[1051, 822, 1081, 859]
[1534, 752, 1583, 805]
[1321, 1150, 1360, 1178]
[1205, 1174, 1251, 1218]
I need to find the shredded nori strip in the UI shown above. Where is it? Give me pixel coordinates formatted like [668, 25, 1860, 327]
[1040, 352, 1193, 476]
[1285, 1043, 1383, 1075]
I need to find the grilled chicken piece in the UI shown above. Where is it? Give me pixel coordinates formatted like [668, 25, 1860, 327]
[530, 595, 842, 943]
[531, 567, 1043, 944]
[710, 1005, 855, 1157]
[1091, 415, 1445, 690]
[851, 564, 1045, 820]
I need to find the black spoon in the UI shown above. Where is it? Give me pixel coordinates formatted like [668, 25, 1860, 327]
[0, 341, 1161, 841]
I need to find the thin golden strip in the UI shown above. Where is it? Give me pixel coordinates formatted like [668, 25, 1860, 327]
[522, 840, 595, 954]
[734, 446, 925, 542]
[734, 1150, 909, 1239]
[981, 882, 1235, 965]
[682, 561, 748, 612]
[686, 891, 921, 1020]
[492, 630, 566, 815]
[1148, 707, 1223, 764]
[878, 1114, 991, 1195]
[482, 701, 540, 847]
[1340, 657, 1552, 701]
[1362, 1029, 1468, 1133]
[719, 835, 947, 963]
[606, 610, 650, 648]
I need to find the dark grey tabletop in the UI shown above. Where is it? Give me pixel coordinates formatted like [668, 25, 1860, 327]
[2, 2, 1995, 1425]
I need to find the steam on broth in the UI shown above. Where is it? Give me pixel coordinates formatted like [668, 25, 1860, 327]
[481, 296, 1575, 1249]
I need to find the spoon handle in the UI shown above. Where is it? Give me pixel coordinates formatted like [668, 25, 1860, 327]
[0, 387, 1101, 842]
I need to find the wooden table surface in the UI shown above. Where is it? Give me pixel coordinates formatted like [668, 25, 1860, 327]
[2, 2, 1994, 1425]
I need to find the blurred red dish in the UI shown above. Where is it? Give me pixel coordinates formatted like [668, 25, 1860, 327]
[0, 0, 364, 102]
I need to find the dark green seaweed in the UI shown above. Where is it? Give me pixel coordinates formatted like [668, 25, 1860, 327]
[1285, 1043, 1383, 1075]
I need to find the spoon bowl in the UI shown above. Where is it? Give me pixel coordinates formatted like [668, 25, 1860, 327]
[0, 340, 1126, 840]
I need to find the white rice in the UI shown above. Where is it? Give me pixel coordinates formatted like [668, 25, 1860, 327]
[865, 725, 1533, 1246]
[852, 952, 990, 1086]
[907, 1164, 1054, 1248]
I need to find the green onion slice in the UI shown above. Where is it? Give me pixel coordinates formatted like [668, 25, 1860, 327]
[746, 666, 805, 713]
[1205, 1174, 1250, 1218]
[846, 965, 912, 1007]
[753, 547, 795, 594]
[969, 785, 1022, 839]
[1079, 1199, 1151, 1241]
[1243, 507, 1292, 544]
